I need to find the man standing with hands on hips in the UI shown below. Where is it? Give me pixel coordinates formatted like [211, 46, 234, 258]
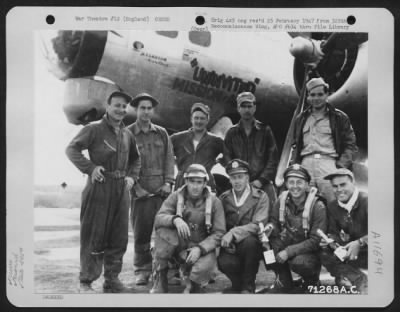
[66, 91, 141, 293]
[127, 92, 175, 286]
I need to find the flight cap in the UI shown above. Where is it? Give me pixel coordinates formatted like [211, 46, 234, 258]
[236, 92, 256, 106]
[226, 159, 250, 176]
[284, 164, 311, 182]
[184, 164, 209, 181]
[130, 92, 160, 107]
[306, 77, 329, 92]
[324, 168, 355, 181]
[107, 91, 132, 104]
[191, 103, 210, 117]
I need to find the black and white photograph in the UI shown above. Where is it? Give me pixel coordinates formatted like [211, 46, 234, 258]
[6, 7, 394, 308]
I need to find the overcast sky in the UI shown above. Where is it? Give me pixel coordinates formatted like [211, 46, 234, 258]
[34, 37, 86, 187]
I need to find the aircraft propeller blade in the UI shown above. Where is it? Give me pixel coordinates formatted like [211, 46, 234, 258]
[275, 65, 311, 187]
[320, 33, 338, 53]
[110, 30, 123, 38]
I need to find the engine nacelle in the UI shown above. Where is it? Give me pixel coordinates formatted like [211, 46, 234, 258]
[44, 31, 108, 80]
[63, 76, 121, 124]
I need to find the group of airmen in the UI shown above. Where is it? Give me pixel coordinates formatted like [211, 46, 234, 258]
[66, 76, 368, 294]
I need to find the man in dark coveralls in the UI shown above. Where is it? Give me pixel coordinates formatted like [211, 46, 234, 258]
[319, 168, 368, 294]
[224, 92, 279, 207]
[150, 164, 226, 293]
[218, 159, 269, 293]
[127, 93, 175, 285]
[66, 91, 141, 293]
[266, 164, 327, 293]
[171, 102, 224, 192]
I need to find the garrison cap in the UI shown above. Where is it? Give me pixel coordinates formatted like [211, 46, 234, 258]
[226, 159, 250, 176]
[107, 91, 132, 104]
[306, 77, 329, 92]
[284, 164, 311, 182]
[184, 164, 209, 181]
[236, 92, 256, 106]
[130, 92, 160, 107]
[324, 168, 355, 181]
[191, 103, 210, 117]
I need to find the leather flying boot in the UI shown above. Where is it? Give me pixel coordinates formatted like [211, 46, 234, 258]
[265, 266, 294, 293]
[183, 280, 205, 294]
[103, 278, 127, 293]
[150, 268, 168, 293]
[300, 277, 321, 293]
[79, 281, 96, 293]
[135, 272, 150, 286]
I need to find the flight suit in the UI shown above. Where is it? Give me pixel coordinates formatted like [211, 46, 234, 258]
[267, 192, 327, 289]
[127, 122, 175, 278]
[171, 129, 223, 192]
[217, 186, 269, 293]
[153, 186, 226, 287]
[224, 120, 279, 206]
[66, 115, 141, 283]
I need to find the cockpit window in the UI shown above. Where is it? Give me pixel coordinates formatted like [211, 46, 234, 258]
[189, 31, 211, 47]
[156, 31, 178, 38]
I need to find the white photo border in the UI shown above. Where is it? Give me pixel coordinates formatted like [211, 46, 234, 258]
[6, 6, 394, 308]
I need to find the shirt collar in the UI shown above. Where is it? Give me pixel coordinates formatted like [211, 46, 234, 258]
[338, 188, 359, 213]
[305, 102, 332, 115]
[131, 121, 157, 135]
[238, 119, 262, 131]
[189, 128, 209, 139]
[102, 114, 124, 130]
[232, 184, 251, 207]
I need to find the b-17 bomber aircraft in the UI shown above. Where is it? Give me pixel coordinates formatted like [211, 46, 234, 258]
[40, 30, 368, 189]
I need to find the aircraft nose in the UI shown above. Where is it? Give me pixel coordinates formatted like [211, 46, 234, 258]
[289, 36, 324, 66]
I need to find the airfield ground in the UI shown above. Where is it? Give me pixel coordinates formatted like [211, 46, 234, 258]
[34, 207, 335, 294]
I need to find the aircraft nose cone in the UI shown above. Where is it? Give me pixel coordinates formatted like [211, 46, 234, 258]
[289, 36, 324, 65]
